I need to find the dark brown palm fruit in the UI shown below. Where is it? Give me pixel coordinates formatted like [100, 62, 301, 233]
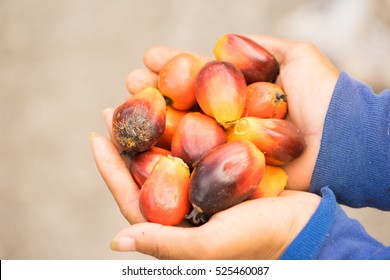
[112, 87, 166, 155]
[186, 140, 265, 225]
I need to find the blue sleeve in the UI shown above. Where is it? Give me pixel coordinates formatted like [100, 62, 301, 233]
[281, 187, 390, 259]
[281, 72, 390, 259]
[310, 72, 390, 210]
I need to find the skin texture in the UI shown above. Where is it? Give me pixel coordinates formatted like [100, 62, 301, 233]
[125, 68, 158, 94]
[91, 34, 339, 259]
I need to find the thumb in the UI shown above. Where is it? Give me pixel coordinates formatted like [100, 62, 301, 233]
[110, 223, 205, 259]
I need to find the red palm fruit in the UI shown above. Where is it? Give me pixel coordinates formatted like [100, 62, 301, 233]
[194, 61, 247, 129]
[158, 53, 205, 111]
[171, 112, 227, 167]
[112, 87, 166, 155]
[226, 117, 305, 165]
[139, 155, 190, 226]
[214, 33, 279, 84]
[243, 82, 287, 119]
[155, 105, 187, 150]
[129, 147, 170, 188]
[248, 165, 288, 199]
[186, 140, 265, 225]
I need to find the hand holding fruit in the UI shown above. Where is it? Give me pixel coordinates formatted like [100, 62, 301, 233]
[91, 34, 340, 259]
[91, 111, 320, 259]
[121, 34, 340, 192]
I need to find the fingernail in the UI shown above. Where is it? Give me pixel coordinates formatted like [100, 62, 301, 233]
[110, 236, 136, 252]
[89, 131, 98, 141]
[102, 107, 113, 118]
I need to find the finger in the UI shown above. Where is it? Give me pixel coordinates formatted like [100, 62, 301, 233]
[102, 107, 124, 151]
[125, 68, 158, 95]
[90, 132, 146, 224]
[143, 46, 182, 73]
[143, 46, 212, 73]
[110, 223, 207, 259]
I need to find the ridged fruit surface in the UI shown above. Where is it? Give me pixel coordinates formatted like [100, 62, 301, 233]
[112, 87, 166, 155]
[249, 165, 288, 199]
[139, 155, 190, 226]
[226, 117, 306, 165]
[129, 147, 170, 188]
[194, 61, 247, 128]
[171, 112, 227, 167]
[214, 33, 279, 84]
[243, 82, 287, 119]
[187, 140, 265, 224]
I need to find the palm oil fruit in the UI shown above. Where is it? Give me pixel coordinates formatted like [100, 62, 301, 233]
[112, 87, 166, 155]
[171, 112, 227, 167]
[226, 117, 306, 165]
[244, 82, 287, 119]
[139, 155, 190, 226]
[187, 140, 265, 225]
[249, 165, 288, 199]
[158, 53, 205, 111]
[129, 147, 171, 188]
[214, 33, 279, 84]
[155, 105, 187, 150]
[194, 61, 247, 129]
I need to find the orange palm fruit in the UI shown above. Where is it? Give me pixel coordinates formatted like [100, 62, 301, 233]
[112, 87, 166, 155]
[226, 117, 305, 165]
[214, 33, 279, 84]
[155, 105, 187, 150]
[194, 61, 247, 129]
[171, 112, 227, 167]
[129, 147, 170, 188]
[139, 155, 190, 226]
[158, 53, 205, 111]
[248, 165, 288, 199]
[243, 82, 287, 119]
[187, 140, 265, 225]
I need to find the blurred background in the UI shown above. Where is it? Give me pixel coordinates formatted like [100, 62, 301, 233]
[1, 0, 389, 259]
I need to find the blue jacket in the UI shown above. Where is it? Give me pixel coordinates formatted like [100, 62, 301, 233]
[281, 72, 390, 259]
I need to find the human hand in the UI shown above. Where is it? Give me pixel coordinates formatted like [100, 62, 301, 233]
[109, 189, 320, 259]
[90, 35, 335, 259]
[90, 131, 320, 259]
[246, 36, 339, 190]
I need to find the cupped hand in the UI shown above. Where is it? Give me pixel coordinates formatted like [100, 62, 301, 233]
[109, 189, 320, 259]
[90, 130, 320, 259]
[90, 35, 337, 259]
[90, 108, 320, 259]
